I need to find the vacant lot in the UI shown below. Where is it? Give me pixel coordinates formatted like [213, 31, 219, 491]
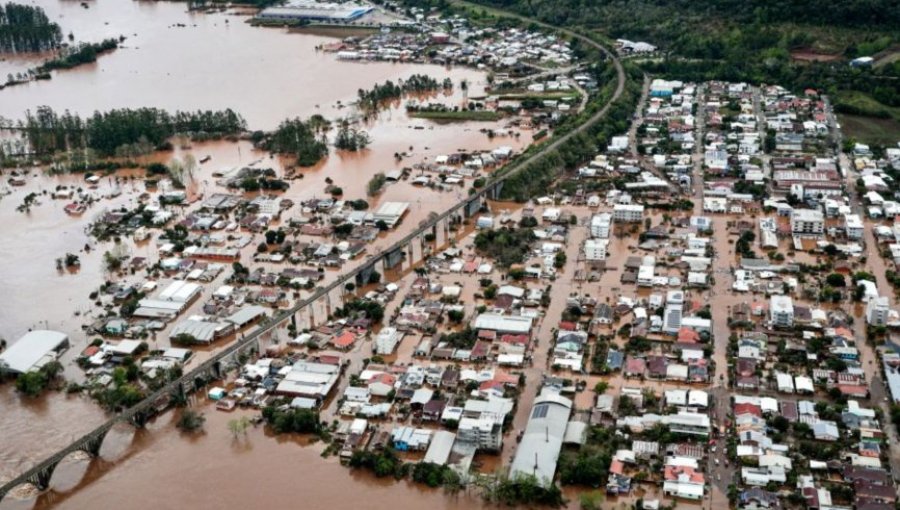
[839, 114, 900, 146]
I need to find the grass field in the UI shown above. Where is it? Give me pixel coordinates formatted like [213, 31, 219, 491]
[838, 114, 900, 147]
[409, 110, 503, 122]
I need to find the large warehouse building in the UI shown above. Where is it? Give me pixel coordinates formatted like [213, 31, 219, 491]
[0, 330, 70, 374]
[258, 1, 374, 23]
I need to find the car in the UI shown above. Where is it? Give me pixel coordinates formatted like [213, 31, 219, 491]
[715, 459, 720, 465]
[711, 446, 717, 453]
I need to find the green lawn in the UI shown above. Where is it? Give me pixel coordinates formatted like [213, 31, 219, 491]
[409, 110, 503, 122]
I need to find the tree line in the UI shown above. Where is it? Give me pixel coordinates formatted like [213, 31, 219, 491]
[18, 106, 246, 156]
[37, 37, 121, 73]
[357, 73, 447, 111]
[0, 2, 62, 53]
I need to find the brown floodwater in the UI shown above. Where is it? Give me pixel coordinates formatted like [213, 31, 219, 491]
[0, 1, 539, 506]
[1, 400, 495, 510]
[0, 0, 490, 130]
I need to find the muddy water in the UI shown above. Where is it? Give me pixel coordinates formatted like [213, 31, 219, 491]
[0, 401, 491, 510]
[0, 1, 490, 130]
[0, 1, 540, 505]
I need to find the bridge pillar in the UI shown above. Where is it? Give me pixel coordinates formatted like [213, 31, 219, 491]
[81, 428, 109, 457]
[130, 411, 149, 428]
[356, 263, 375, 287]
[28, 460, 59, 491]
[308, 305, 315, 329]
[325, 293, 332, 318]
[407, 242, 414, 265]
[211, 361, 224, 380]
[464, 196, 482, 218]
[383, 248, 404, 270]
[492, 181, 505, 200]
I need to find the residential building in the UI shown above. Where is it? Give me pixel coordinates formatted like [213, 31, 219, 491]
[770, 295, 794, 327]
[584, 239, 609, 261]
[790, 209, 824, 236]
[590, 213, 612, 238]
[845, 214, 864, 240]
[613, 204, 644, 223]
[866, 297, 890, 326]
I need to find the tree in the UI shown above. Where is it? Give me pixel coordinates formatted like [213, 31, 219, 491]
[447, 309, 465, 323]
[825, 273, 846, 287]
[228, 416, 252, 438]
[177, 410, 206, 432]
[15, 361, 63, 397]
[367, 172, 387, 196]
[15, 371, 49, 397]
[594, 381, 609, 394]
[264, 117, 328, 166]
[554, 251, 567, 269]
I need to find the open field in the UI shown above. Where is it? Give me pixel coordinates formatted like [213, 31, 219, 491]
[838, 114, 900, 146]
[409, 110, 504, 121]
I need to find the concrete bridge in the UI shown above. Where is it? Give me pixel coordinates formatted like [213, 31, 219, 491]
[0, 13, 626, 503]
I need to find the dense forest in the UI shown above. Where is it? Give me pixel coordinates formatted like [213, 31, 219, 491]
[0, 3, 62, 53]
[19, 107, 246, 156]
[262, 116, 330, 166]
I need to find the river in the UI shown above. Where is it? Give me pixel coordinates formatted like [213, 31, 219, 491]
[0, 1, 536, 507]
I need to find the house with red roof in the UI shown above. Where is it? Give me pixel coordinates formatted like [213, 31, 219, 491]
[663, 465, 705, 500]
[331, 331, 356, 351]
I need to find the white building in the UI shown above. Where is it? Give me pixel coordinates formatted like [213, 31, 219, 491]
[584, 239, 609, 261]
[770, 295, 794, 327]
[845, 214, 864, 240]
[637, 265, 655, 287]
[0, 330, 69, 374]
[372, 202, 409, 228]
[790, 209, 825, 236]
[509, 390, 572, 486]
[590, 213, 612, 238]
[663, 290, 684, 334]
[374, 327, 404, 355]
[613, 204, 644, 223]
[866, 296, 890, 326]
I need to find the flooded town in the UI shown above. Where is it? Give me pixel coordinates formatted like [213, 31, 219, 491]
[1, 1, 900, 510]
